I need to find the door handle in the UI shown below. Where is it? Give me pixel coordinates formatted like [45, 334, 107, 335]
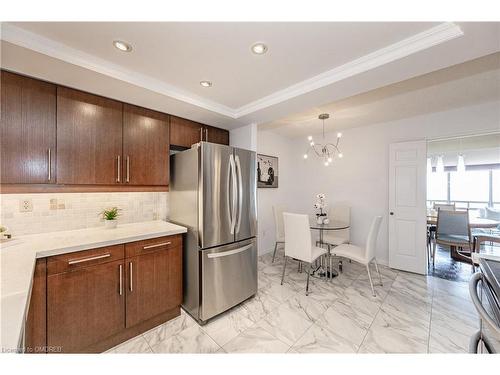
[126, 156, 130, 183]
[116, 155, 121, 183]
[207, 244, 253, 258]
[119, 264, 123, 296]
[235, 155, 243, 234]
[390, 212, 394, 216]
[143, 241, 171, 250]
[129, 262, 133, 292]
[47, 148, 52, 181]
[68, 253, 111, 265]
[229, 154, 237, 234]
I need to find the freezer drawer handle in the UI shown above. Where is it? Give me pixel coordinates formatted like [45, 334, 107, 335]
[207, 244, 253, 259]
[469, 272, 500, 335]
[143, 241, 171, 250]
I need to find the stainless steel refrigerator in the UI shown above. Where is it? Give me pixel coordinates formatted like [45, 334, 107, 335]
[169, 142, 257, 324]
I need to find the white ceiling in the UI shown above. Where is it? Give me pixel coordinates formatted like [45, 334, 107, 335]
[260, 52, 500, 137]
[1, 22, 499, 129]
[4, 22, 439, 108]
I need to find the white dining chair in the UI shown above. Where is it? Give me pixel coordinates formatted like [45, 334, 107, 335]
[323, 204, 351, 248]
[282, 213, 327, 296]
[331, 216, 383, 297]
[272, 205, 286, 262]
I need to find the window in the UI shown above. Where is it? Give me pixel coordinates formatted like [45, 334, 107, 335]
[493, 170, 500, 204]
[427, 171, 447, 201]
[450, 170, 489, 202]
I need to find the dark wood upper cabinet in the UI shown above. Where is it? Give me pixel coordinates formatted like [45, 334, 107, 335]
[123, 104, 170, 186]
[47, 258, 125, 353]
[125, 245, 182, 328]
[169, 116, 203, 148]
[1, 71, 56, 184]
[56, 87, 123, 185]
[206, 125, 230, 145]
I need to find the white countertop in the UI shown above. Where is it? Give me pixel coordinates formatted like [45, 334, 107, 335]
[0, 220, 187, 353]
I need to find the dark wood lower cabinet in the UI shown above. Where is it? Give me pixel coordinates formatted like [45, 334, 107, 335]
[47, 259, 125, 353]
[25, 258, 47, 353]
[26, 235, 182, 353]
[126, 246, 182, 327]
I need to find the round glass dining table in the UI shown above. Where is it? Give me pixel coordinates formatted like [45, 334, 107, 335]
[309, 217, 350, 279]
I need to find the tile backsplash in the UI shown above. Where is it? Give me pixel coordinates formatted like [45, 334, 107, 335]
[0, 192, 168, 236]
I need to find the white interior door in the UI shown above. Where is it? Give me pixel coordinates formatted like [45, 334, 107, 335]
[388, 140, 427, 274]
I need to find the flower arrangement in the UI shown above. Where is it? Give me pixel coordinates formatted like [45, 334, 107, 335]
[314, 194, 328, 223]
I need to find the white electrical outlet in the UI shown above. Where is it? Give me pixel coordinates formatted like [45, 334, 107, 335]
[19, 199, 33, 212]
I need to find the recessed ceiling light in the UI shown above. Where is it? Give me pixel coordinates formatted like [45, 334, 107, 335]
[113, 40, 133, 52]
[200, 81, 213, 88]
[251, 42, 268, 55]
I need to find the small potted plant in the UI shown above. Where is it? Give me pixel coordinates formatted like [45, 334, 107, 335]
[100, 207, 121, 229]
[314, 194, 328, 224]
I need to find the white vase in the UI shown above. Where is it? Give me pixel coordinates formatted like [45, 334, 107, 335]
[105, 220, 118, 229]
[316, 216, 323, 224]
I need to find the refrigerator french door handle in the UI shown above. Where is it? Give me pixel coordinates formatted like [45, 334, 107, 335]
[226, 155, 233, 233]
[229, 154, 237, 234]
[235, 155, 243, 234]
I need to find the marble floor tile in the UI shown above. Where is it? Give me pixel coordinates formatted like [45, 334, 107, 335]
[223, 326, 290, 353]
[292, 322, 358, 353]
[358, 308, 429, 353]
[239, 291, 281, 323]
[282, 292, 329, 322]
[200, 307, 255, 346]
[151, 325, 220, 354]
[107, 335, 152, 353]
[381, 289, 432, 324]
[428, 306, 479, 353]
[257, 304, 314, 345]
[259, 279, 297, 304]
[142, 310, 196, 347]
[316, 299, 370, 348]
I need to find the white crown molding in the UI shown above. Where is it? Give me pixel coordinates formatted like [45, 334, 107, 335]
[1, 22, 463, 120]
[0, 23, 236, 118]
[234, 22, 464, 117]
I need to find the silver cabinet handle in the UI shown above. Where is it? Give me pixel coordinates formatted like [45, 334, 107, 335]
[205, 128, 208, 142]
[143, 241, 171, 250]
[126, 156, 130, 183]
[68, 253, 111, 265]
[129, 262, 133, 292]
[47, 148, 52, 181]
[235, 155, 243, 234]
[116, 155, 121, 183]
[119, 264, 123, 296]
[207, 244, 253, 258]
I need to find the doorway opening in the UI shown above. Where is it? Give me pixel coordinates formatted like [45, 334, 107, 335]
[426, 132, 500, 281]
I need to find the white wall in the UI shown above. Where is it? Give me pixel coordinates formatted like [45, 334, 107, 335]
[257, 130, 302, 255]
[230, 123, 257, 151]
[257, 100, 500, 264]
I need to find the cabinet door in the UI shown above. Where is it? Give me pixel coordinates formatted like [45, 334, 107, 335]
[206, 126, 230, 145]
[169, 116, 203, 148]
[126, 246, 182, 327]
[47, 260, 125, 353]
[123, 104, 169, 186]
[1, 71, 56, 184]
[57, 87, 123, 185]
